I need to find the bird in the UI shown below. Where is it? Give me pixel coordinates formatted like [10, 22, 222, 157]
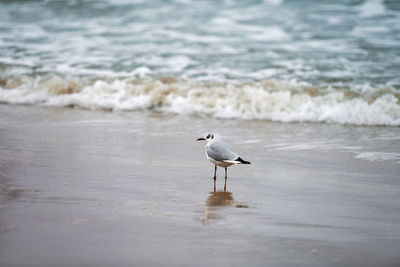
[197, 133, 250, 191]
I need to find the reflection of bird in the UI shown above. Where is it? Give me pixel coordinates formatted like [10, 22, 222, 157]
[206, 191, 234, 207]
[197, 133, 250, 191]
[203, 191, 234, 224]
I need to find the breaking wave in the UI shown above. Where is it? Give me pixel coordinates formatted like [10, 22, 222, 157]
[0, 74, 399, 126]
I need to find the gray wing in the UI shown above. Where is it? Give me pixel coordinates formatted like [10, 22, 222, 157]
[207, 141, 238, 162]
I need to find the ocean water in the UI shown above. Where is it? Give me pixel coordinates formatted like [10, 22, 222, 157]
[1, 0, 400, 125]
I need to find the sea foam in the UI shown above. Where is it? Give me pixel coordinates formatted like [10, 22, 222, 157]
[0, 75, 399, 126]
[355, 152, 400, 163]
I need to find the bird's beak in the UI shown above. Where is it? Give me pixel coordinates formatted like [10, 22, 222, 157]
[197, 137, 205, 141]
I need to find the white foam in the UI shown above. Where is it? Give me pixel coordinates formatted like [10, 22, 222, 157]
[136, 55, 195, 73]
[274, 141, 361, 152]
[263, 0, 282, 5]
[249, 69, 282, 79]
[358, 0, 386, 18]
[48, 65, 153, 79]
[0, 76, 399, 126]
[355, 152, 400, 163]
[161, 29, 227, 43]
[212, 18, 289, 42]
[246, 26, 289, 42]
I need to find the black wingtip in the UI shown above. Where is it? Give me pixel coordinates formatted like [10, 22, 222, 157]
[237, 157, 251, 164]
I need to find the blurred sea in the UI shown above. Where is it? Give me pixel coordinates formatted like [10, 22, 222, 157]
[1, 0, 400, 125]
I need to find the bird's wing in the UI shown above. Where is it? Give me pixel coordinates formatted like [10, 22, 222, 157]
[207, 141, 238, 162]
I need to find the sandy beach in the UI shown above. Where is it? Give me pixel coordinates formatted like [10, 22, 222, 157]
[1, 104, 399, 267]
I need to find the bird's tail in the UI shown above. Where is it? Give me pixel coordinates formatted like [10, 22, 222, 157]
[236, 157, 251, 164]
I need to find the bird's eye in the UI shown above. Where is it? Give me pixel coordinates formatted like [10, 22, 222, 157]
[206, 134, 210, 139]
[211, 135, 214, 139]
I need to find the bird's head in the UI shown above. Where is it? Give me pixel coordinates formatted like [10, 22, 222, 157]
[197, 133, 218, 142]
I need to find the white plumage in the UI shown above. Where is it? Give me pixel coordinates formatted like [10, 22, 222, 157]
[197, 133, 250, 191]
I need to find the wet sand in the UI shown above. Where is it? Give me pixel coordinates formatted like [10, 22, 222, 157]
[1, 105, 400, 267]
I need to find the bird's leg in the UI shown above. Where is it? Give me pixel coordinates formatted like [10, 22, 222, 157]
[213, 165, 217, 192]
[224, 167, 227, 192]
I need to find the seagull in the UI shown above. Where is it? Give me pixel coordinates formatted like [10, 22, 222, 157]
[197, 133, 250, 191]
